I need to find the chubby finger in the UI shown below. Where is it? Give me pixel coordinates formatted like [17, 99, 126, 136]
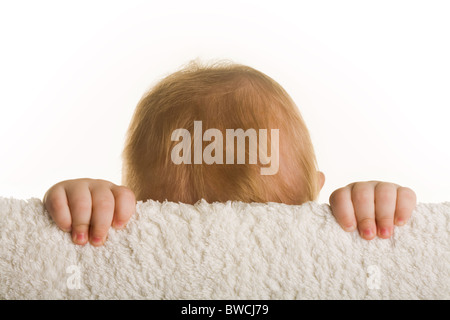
[375, 182, 397, 239]
[111, 185, 136, 229]
[44, 185, 72, 232]
[352, 182, 376, 240]
[395, 187, 417, 226]
[66, 182, 92, 245]
[89, 185, 115, 246]
[329, 186, 356, 232]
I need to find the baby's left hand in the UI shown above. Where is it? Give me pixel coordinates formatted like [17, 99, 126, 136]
[329, 181, 416, 240]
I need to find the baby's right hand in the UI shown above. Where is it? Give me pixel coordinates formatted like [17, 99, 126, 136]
[43, 178, 136, 246]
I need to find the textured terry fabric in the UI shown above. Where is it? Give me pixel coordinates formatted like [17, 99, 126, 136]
[0, 197, 449, 299]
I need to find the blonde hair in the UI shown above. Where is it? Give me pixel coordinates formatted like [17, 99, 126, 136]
[122, 60, 320, 204]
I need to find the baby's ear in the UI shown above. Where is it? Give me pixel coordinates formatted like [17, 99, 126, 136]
[317, 171, 325, 190]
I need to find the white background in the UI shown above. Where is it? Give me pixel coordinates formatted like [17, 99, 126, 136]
[1, 0, 449, 204]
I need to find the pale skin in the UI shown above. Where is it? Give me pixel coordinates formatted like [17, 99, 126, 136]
[42, 173, 417, 246]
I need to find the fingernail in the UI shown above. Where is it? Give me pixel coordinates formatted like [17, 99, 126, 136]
[74, 233, 85, 243]
[380, 227, 390, 237]
[396, 219, 405, 226]
[363, 229, 373, 238]
[345, 224, 356, 232]
[91, 236, 103, 245]
[114, 221, 125, 229]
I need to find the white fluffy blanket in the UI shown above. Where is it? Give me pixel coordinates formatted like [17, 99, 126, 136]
[0, 197, 449, 299]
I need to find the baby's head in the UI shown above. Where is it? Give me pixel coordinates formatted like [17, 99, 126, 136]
[122, 60, 324, 204]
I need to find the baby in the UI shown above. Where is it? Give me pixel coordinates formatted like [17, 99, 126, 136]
[43, 60, 417, 246]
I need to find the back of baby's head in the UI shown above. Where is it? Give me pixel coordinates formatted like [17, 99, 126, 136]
[122, 60, 320, 204]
